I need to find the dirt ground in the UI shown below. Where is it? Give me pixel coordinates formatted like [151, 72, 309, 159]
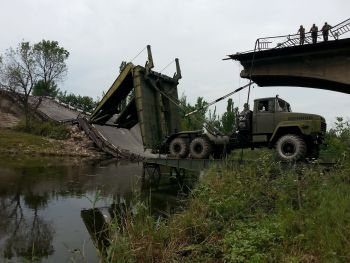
[0, 108, 21, 128]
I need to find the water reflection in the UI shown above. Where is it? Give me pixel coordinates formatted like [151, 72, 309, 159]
[0, 155, 198, 262]
[80, 164, 198, 259]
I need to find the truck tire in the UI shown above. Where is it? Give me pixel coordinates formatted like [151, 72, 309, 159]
[189, 137, 212, 159]
[275, 134, 307, 161]
[169, 137, 189, 158]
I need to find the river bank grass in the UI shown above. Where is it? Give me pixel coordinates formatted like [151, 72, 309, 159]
[0, 128, 63, 155]
[0, 127, 104, 158]
[103, 151, 350, 262]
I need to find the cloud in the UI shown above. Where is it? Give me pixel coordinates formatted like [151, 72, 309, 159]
[1, 0, 349, 125]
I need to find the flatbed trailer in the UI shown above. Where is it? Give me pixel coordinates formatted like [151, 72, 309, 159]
[144, 158, 248, 171]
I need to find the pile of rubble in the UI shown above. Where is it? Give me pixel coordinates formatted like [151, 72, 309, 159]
[61, 125, 107, 158]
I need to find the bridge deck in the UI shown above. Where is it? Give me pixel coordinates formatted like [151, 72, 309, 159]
[228, 38, 350, 94]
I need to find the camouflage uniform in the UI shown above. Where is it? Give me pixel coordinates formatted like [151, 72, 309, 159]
[237, 103, 252, 131]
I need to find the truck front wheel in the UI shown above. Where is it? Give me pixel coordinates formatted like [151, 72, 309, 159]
[169, 137, 189, 158]
[189, 137, 212, 159]
[275, 134, 307, 161]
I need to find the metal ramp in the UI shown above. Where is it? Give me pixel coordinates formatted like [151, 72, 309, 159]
[89, 46, 182, 152]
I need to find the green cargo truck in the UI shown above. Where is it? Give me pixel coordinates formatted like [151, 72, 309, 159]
[164, 95, 326, 161]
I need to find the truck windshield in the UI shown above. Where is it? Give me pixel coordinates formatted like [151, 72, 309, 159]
[277, 99, 291, 112]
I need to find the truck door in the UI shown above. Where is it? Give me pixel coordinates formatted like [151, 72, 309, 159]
[254, 99, 275, 135]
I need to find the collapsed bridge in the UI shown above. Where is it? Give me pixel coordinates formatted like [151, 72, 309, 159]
[87, 46, 182, 158]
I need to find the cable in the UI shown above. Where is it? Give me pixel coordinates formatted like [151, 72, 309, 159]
[145, 77, 223, 134]
[185, 82, 252, 117]
[160, 60, 175, 73]
[130, 46, 147, 63]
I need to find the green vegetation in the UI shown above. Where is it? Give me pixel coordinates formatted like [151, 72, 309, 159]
[321, 117, 350, 161]
[0, 128, 66, 156]
[179, 94, 237, 133]
[57, 90, 97, 113]
[100, 117, 350, 263]
[32, 79, 59, 97]
[15, 119, 70, 140]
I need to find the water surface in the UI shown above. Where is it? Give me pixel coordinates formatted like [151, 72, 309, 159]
[0, 156, 196, 262]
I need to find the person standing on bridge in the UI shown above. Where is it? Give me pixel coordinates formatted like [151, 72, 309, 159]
[310, 23, 318, 44]
[322, 22, 332, 41]
[298, 25, 305, 45]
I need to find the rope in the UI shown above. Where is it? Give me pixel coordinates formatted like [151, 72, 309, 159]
[146, 78, 223, 134]
[130, 46, 147, 63]
[185, 82, 252, 117]
[160, 60, 175, 73]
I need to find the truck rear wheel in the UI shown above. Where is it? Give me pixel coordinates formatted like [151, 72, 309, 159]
[189, 137, 212, 159]
[169, 137, 189, 158]
[275, 134, 307, 161]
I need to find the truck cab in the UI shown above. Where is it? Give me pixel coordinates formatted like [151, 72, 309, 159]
[239, 95, 326, 160]
[252, 96, 291, 142]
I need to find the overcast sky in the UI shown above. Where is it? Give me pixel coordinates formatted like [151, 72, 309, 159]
[1, 0, 349, 127]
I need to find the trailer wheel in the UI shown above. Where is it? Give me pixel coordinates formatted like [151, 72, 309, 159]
[189, 137, 212, 159]
[169, 137, 189, 158]
[275, 134, 307, 161]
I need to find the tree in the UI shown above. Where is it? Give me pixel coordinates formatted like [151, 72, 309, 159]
[33, 40, 69, 88]
[0, 40, 69, 130]
[57, 91, 97, 113]
[32, 79, 59, 97]
[0, 42, 38, 130]
[207, 106, 222, 133]
[179, 94, 208, 131]
[221, 98, 237, 134]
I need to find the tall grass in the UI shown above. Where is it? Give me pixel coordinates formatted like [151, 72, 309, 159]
[98, 155, 348, 262]
[100, 120, 350, 262]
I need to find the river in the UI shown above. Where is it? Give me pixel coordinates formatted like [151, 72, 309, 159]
[0, 155, 198, 262]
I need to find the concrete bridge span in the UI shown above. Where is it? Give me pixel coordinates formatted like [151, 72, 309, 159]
[228, 38, 350, 94]
[0, 89, 151, 160]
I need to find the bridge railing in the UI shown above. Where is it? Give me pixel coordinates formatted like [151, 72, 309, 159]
[243, 17, 350, 54]
[330, 18, 350, 39]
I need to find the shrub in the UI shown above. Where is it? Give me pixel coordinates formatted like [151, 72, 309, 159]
[321, 117, 350, 161]
[16, 119, 70, 140]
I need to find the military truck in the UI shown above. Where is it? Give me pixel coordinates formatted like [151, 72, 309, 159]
[163, 95, 326, 161]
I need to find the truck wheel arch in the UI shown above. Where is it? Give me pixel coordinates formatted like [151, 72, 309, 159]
[270, 126, 303, 145]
